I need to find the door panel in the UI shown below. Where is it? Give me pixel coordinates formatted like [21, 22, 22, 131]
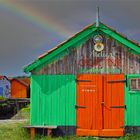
[104, 74, 124, 129]
[76, 74, 125, 137]
[76, 74, 103, 134]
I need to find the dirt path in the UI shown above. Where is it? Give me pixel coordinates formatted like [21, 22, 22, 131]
[0, 119, 28, 124]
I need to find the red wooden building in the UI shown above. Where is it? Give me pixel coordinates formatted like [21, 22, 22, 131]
[11, 78, 30, 99]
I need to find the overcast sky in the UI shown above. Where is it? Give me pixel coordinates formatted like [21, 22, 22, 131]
[0, 0, 140, 77]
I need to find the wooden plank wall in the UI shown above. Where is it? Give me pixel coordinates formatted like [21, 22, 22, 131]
[32, 36, 140, 75]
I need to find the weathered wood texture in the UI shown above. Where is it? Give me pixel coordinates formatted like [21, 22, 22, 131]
[32, 36, 140, 75]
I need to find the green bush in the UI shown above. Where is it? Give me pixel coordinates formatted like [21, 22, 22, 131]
[0, 96, 5, 100]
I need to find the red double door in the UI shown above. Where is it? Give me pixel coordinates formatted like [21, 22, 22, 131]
[76, 74, 125, 137]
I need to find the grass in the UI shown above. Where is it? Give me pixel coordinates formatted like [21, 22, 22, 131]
[11, 104, 30, 120]
[0, 96, 5, 100]
[0, 105, 140, 140]
[0, 122, 29, 140]
[0, 121, 140, 140]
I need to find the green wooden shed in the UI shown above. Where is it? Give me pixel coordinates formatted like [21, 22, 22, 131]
[24, 21, 140, 137]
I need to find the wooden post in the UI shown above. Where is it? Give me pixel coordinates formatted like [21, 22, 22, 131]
[47, 128, 52, 137]
[31, 128, 35, 139]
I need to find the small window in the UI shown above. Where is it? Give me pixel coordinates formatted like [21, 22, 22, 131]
[138, 79, 140, 89]
[130, 78, 140, 91]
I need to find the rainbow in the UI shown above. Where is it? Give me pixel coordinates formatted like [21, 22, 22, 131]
[1, 0, 71, 37]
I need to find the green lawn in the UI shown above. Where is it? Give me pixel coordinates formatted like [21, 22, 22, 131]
[0, 121, 140, 140]
[0, 122, 29, 140]
[0, 105, 139, 140]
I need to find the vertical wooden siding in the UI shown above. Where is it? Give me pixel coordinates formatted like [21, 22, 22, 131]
[104, 74, 124, 129]
[76, 74, 103, 131]
[125, 74, 140, 126]
[76, 74, 124, 137]
[32, 35, 140, 75]
[31, 75, 76, 126]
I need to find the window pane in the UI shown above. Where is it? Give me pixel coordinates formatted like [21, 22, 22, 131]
[130, 79, 137, 90]
[130, 79, 140, 91]
[138, 79, 140, 89]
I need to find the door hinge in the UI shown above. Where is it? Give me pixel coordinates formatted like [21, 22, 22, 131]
[110, 105, 126, 109]
[75, 105, 86, 109]
[125, 76, 128, 87]
[108, 80, 127, 83]
[76, 79, 92, 82]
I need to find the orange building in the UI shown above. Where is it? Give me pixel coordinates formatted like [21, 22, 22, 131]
[11, 78, 30, 98]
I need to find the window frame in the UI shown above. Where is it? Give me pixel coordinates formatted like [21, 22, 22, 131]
[129, 78, 140, 91]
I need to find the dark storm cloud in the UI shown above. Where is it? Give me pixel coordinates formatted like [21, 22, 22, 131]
[22, 0, 140, 32]
[0, 0, 140, 76]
